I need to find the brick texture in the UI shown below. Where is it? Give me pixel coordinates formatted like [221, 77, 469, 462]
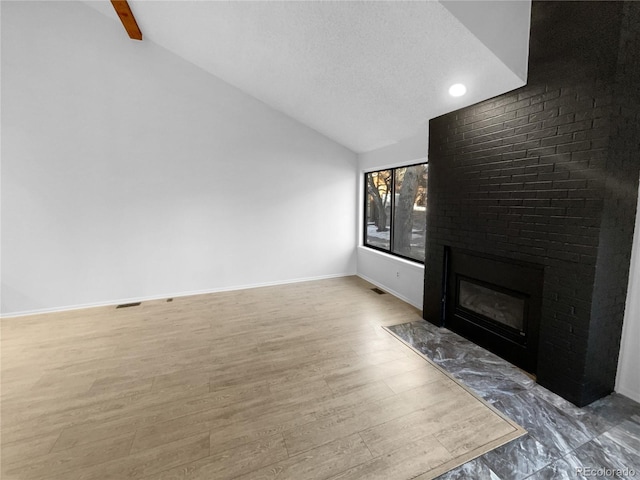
[584, 1, 640, 404]
[424, 1, 640, 406]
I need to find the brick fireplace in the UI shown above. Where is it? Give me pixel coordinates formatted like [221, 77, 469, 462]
[423, 1, 640, 407]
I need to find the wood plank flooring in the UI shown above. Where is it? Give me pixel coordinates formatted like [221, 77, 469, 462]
[1, 276, 524, 479]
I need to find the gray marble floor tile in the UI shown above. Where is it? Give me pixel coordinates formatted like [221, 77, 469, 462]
[501, 365, 537, 390]
[524, 454, 587, 480]
[436, 351, 507, 371]
[603, 420, 640, 456]
[491, 391, 598, 455]
[572, 434, 640, 480]
[388, 321, 431, 344]
[481, 434, 557, 479]
[445, 368, 529, 404]
[435, 458, 502, 480]
[530, 385, 613, 437]
[605, 420, 640, 456]
[530, 384, 578, 412]
[584, 393, 640, 428]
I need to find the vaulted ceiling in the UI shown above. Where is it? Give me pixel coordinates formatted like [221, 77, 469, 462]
[85, 0, 531, 153]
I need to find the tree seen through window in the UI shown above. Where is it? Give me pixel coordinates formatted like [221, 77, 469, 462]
[365, 163, 427, 263]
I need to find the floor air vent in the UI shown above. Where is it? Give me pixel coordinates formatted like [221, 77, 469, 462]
[371, 287, 386, 295]
[116, 302, 141, 309]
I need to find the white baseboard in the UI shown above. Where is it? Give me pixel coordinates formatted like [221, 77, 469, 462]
[0, 273, 353, 319]
[356, 273, 423, 311]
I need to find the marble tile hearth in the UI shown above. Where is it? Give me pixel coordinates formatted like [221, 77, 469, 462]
[386, 322, 640, 480]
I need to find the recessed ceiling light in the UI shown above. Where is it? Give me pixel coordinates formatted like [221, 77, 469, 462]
[449, 83, 467, 97]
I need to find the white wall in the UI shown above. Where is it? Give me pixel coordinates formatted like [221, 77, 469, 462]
[356, 127, 428, 310]
[0, 1, 357, 317]
[439, 0, 531, 82]
[357, 248, 424, 310]
[615, 182, 640, 402]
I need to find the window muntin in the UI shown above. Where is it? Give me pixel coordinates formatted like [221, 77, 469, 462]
[364, 163, 427, 263]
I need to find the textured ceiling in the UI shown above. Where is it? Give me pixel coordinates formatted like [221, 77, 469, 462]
[85, 1, 530, 153]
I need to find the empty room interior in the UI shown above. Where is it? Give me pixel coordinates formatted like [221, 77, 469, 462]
[2, 1, 640, 479]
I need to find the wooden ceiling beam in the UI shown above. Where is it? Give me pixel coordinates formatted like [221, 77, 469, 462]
[111, 0, 142, 41]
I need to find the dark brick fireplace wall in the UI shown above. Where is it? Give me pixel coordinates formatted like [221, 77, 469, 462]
[424, 1, 640, 406]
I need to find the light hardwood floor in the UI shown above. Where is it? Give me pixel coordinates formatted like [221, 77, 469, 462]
[1, 276, 523, 480]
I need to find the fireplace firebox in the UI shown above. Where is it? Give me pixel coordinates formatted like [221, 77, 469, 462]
[444, 248, 544, 374]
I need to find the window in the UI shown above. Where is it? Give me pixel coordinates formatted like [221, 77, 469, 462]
[364, 163, 427, 263]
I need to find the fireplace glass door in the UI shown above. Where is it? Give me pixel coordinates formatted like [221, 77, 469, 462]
[458, 278, 526, 333]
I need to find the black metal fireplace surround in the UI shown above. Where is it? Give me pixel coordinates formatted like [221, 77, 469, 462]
[444, 248, 544, 374]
